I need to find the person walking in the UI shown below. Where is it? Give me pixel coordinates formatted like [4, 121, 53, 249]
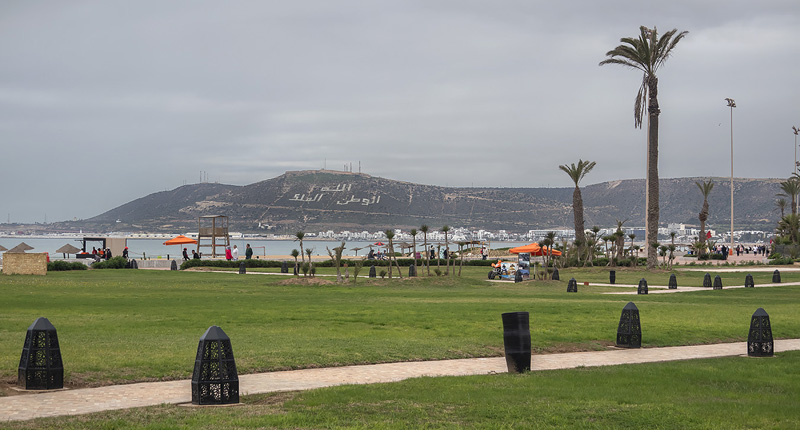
[225, 246, 232, 261]
[232, 245, 239, 260]
[182, 247, 189, 261]
[245, 244, 253, 260]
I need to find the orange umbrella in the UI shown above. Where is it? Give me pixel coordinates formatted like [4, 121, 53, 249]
[509, 243, 561, 256]
[163, 235, 198, 246]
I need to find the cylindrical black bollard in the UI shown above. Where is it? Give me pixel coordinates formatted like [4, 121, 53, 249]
[18, 317, 63, 390]
[567, 278, 578, 293]
[713, 275, 723, 290]
[191, 326, 240, 405]
[609, 270, 616, 284]
[409, 264, 417, 277]
[501, 312, 531, 373]
[551, 267, 560, 281]
[239, 262, 246, 274]
[129, 259, 138, 269]
[369, 266, 376, 278]
[616, 302, 641, 348]
[668, 273, 677, 289]
[703, 273, 712, 288]
[637, 278, 648, 295]
[170, 260, 178, 271]
[772, 270, 781, 283]
[747, 308, 773, 357]
[514, 270, 523, 283]
[745, 273, 754, 288]
[281, 261, 288, 274]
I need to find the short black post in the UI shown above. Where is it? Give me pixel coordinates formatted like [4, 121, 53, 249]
[514, 270, 522, 283]
[238, 262, 246, 274]
[713, 275, 723, 290]
[703, 273, 712, 288]
[609, 270, 616, 284]
[616, 302, 641, 348]
[501, 312, 531, 373]
[551, 267, 560, 281]
[129, 259, 138, 269]
[668, 273, 677, 289]
[772, 270, 781, 283]
[637, 278, 648, 295]
[745, 274, 754, 288]
[191, 326, 240, 405]
[408, 264, 417, 277]
[18, 317, 63, 390]
[567, 278, 578, 293]
[369, 266, 376, 278]
[281, 261, 288, 274]
[171, 260, 178, 271]
[747, 308, 773, 357]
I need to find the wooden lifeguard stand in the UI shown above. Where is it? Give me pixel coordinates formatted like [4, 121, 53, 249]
[197, 215, 230, 258]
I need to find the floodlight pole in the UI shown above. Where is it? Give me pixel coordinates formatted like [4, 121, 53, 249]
[794, 126, 799, 176]
[726, 98, 736, 256]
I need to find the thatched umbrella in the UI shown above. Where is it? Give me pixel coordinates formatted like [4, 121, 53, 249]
[7, 242, 34, 253]
[0, 244, 7, 252]
[351, 246, 364, 256]
[55, 243, 82, 258]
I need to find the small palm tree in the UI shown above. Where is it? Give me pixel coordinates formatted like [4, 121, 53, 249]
[410, 228, 418, 273]
[305, 248, 313, 277]
[559, 159, 597, 260]
[420, 225, 430, 276]
[600, 26, 688, 269]
[441, 225, 450, 275]
[778, 178, 800, 216]
[384, 229, 402, 278]
[628, 233, 636, 266]
[542, 231, 557, 278]
[696, 179, 714, 250]
[776, 198, 787, 219]
[295, 231, 306, 266]
[778, 214, 800, 245]
[290, 249, 300, 276]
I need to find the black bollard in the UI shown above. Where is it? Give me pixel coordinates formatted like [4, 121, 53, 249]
[239, 262, 246, 274]
[514, 270, 523, 283]
[170, 260, 178, 271]
[713, 275, 723, 290]
[191, 326, 240, 405]
[129, 259, 138, 269]
[551, 267, 560, 281]
[18, 317, 63, 390]
[609, 270, 616, 284]
[637, 278, 648, 295]
[409, 264, 417, 277]
[668, 273, 677, 289]
[369, 266, 376, 278]
[616, 302, 641, 348]
[772, 270, 781, 283]
[567, 278, 578, 293]
[281, 261, 288, 274]
[501, 312, 531, 373]
[703, 273, 712, 288]
[745, 273, 754, 288]
[747, 308, 773, 357]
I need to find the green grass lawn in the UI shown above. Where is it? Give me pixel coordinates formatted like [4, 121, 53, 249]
[2, 266, 799, 388]
[9, 351, 800, 429]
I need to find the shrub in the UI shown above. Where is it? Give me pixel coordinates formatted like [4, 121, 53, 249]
[769, 256, 795, 265]
[47, 260, 88, 271]
[92, 256, 130, 269]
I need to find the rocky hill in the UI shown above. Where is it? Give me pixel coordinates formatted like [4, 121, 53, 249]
[74, 170, 782, 233]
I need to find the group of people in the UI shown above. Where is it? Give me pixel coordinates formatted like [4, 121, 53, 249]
[365, 245, 489, 260]
[223, 244, 254, 261]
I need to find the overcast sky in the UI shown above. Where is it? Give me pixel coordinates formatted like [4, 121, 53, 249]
[2, 1, 798, 223]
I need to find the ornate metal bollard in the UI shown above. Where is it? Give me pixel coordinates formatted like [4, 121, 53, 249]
[408, 264, 417, 277]
[772, 270, 781, 283]
[703, 273, 712, 288]
[713, 275, 723, 290]
[129, 259, 138, 269]
[567, 278, 578, 293]
[668, 274, 677, 289]
[514, 270, 523, 283]
[501, 312, 531, 373]
[171, 260, 178, 271]
[616, 302, 641, 348]
[551, 267, 560, 281]
[637, 278, 648, 295]
[747, 308, 773, 357]
[18, 317, 63, 390]
[238, 262, 246, 274]
[281, 261, 288, 274]
[369, 266, 376, 278]
[609, 270, 616, 284]
[192, 326, 240, 405]
[745, 274, 754, 288]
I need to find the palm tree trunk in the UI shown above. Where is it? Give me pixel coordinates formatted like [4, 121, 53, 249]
[573, 186, 586, 254]
[645, 76, 660, 270]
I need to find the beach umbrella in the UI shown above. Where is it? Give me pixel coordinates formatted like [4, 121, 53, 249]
[7, 242, 34, 253]
[373, 242, 386, 246]
[163, 235, 198, 246]
[0, 245, 7, 252]
[351, 246, 363, 256]
[55, 244, 81, 258]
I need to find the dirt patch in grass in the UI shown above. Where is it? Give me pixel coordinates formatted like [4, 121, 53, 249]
[277, 277, 336, 286]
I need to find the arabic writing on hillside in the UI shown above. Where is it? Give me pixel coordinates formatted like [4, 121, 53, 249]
[286, 183, 380, 206]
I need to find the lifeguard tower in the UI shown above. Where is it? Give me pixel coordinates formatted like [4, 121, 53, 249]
[196, 215, 229, 258]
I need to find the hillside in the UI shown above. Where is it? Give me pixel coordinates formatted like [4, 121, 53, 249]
[74, 170, 782, 233]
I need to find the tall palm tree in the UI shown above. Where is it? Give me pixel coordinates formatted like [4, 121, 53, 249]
[778, 178, 800, 216]
[295, 231, 306, 266]
[420, 225, 430, 276]
[696, 179, 714, 250]
[441, 225, 450, 275]
[600, 26, 688, 269]
[776, 198, 787, 219]
[290, 249, 300, 276]
[558, 159, 597, 256]
[778, 214, 800, 245]
[628, 233, 637, 266]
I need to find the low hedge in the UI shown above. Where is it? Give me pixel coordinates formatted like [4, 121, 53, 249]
[180, 258, 497, 270]
[91, 256, 130, 269]
[47, 260, 88, 271]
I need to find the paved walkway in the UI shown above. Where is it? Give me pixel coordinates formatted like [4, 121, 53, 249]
[3, 339, 800, 422]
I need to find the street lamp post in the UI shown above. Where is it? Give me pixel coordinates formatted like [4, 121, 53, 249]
[794, 126, 799, 176]
[725, 98, 736, 256]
